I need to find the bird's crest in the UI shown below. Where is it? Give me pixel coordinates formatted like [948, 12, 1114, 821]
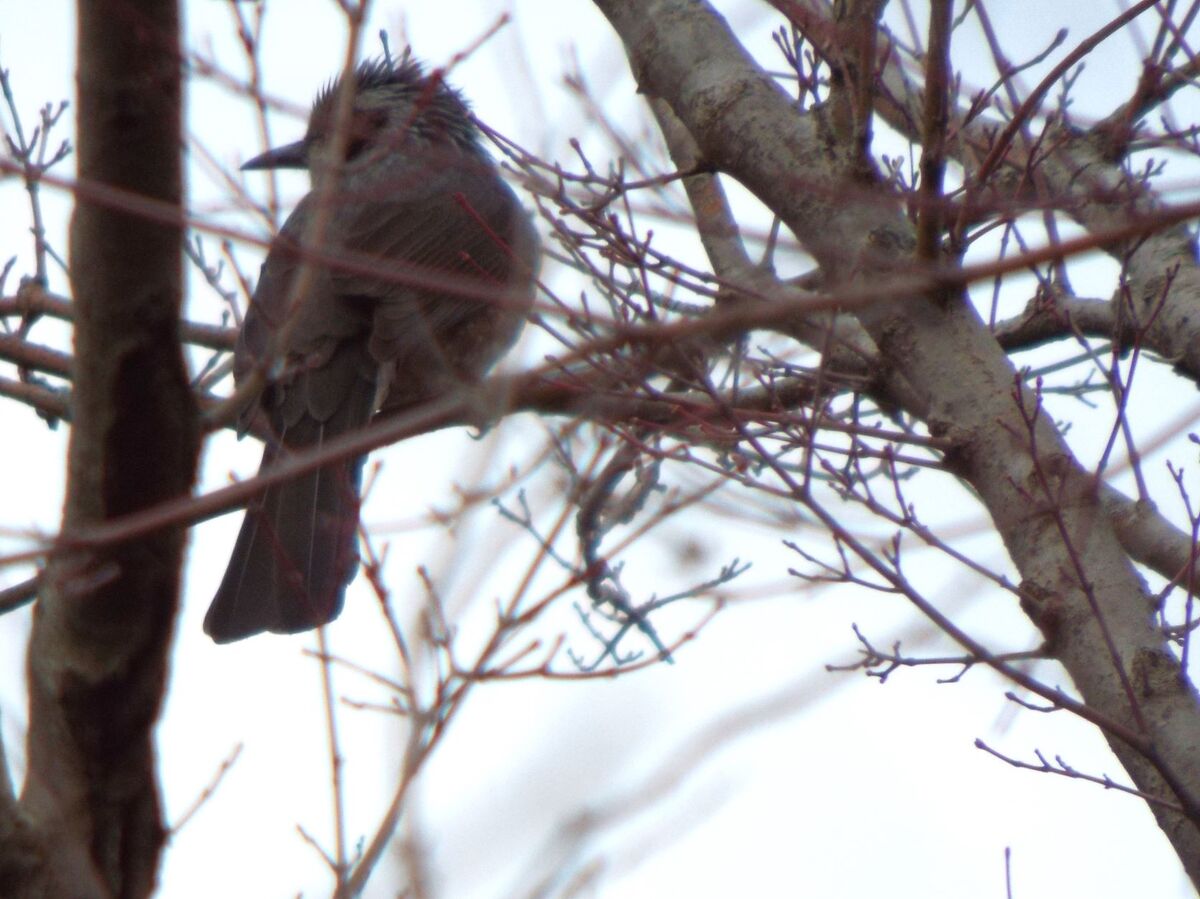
[309, 51, 481, 153]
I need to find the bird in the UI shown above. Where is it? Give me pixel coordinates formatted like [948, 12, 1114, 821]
[204, 53, 539, 643]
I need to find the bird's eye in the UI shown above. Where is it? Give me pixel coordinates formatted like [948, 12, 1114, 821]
[343, 111, 388, 161]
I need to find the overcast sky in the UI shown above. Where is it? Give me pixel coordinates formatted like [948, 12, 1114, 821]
[0, 1, 1196, 896]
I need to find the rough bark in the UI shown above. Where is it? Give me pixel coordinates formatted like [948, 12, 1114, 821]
[0, 1, 198, 896]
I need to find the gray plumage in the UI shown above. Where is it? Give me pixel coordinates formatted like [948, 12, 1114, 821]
[205, 55, 538, 642]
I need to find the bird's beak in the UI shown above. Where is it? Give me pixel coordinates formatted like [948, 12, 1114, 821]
[241, 139, 309, 171]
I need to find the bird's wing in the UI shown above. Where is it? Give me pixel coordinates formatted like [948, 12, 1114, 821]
[332, 160, 538, 407]
[330, 160, 535, 321]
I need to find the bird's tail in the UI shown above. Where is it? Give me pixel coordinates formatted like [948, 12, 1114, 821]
[204, 442, 367, 643]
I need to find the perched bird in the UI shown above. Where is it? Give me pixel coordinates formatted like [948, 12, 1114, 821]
[205, 54, 538, 643]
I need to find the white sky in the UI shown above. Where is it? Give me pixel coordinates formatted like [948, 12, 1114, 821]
[0, 0, 1196, 896]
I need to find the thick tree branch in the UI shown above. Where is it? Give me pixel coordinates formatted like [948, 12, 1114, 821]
[6, 2, 200, 897]
[591, 0, 1200, 881]
[843, 5, 1200, 388]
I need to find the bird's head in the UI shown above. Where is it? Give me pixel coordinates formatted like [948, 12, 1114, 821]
[242, 52, 483, 183]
